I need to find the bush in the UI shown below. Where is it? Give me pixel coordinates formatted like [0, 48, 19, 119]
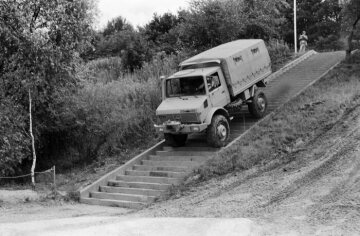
[76, 57, 123, 83]
[266, 39, 292, 71]
[314, 35, 345, 51]
[0, 98, 30, 176]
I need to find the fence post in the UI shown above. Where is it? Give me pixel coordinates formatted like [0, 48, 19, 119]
[53, 166, 56, 190]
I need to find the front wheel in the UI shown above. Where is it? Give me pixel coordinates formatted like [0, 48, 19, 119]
[164, 133, 188, 147]
[248, 90, 268, 118]
[207, 115, 230, 147]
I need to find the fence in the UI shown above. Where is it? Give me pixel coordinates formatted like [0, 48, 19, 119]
[0, 166, 56, 190]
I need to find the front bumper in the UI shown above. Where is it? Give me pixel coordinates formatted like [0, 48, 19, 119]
[154, 121, 208, 134]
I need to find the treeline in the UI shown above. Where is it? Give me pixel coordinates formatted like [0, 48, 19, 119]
[85, 0, 347, 71]
[0, 0, 359, 177]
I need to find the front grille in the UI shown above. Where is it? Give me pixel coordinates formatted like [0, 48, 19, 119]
[180, 112, 199, 123]
[158, 113, 200, 124]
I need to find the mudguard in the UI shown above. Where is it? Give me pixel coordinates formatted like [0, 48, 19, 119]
[205, 107, 230, 124]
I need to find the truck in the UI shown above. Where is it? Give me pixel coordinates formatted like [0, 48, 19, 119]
[154, 39, 272, 147]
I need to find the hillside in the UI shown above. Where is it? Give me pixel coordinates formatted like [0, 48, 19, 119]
[1, 53, 359, 235]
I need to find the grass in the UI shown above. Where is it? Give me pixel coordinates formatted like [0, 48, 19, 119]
[182, 52, 360, 185]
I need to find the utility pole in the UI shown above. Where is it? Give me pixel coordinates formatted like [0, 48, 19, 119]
[294, 0, 298, 54]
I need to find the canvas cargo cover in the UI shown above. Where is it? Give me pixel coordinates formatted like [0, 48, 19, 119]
[180, 40, 272, 97]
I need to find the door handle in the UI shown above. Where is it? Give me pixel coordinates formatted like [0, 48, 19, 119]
[222, 90, 225, 94]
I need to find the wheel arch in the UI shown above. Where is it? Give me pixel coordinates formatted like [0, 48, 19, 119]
[205, 107, 230, 124]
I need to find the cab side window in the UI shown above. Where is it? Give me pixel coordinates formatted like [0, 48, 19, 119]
[207, 72, 221, 92]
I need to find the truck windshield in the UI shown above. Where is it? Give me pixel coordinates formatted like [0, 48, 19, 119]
[166, 76, 206, 97]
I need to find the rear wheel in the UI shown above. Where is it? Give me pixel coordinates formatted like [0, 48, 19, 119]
[164, 133, 188, 147]
[248, 90, 268, 118]
[207, 115, 230, 147]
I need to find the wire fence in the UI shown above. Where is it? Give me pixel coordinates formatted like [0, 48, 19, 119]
[0, 166, 56, 190]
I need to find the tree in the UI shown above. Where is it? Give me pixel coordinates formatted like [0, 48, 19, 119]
[175, 0, 288, 52]
[142, 13, 181, 54]
[279, 0, 342, 49]
[103, 16, 133, 37]
[0, 0, 96, 175]
[340, 0, 360, 59]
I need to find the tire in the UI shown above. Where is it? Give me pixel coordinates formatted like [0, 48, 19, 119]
[164, 133, 188, 147]
[206, 115, 230, 147]
[248, 90, 268, 118]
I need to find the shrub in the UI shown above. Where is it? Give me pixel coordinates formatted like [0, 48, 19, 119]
[0, 98, 30, 176]
[76, 57, 123, 83]
[314, 35, 345, 51]
[266, 39, 292, 71]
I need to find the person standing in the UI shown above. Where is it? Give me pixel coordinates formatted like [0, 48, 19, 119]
[299, 31, 308, 53]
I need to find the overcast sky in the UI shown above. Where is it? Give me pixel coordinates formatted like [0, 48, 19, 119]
[97, 0, 190, 29]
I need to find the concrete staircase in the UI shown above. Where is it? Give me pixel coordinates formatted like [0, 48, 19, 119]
[81, 144, 218, 209]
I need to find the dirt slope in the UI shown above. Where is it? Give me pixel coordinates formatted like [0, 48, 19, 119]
[134, 104, 360, 235]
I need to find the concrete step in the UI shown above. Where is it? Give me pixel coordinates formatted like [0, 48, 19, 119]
[142, 160, 201, 167]
[162, 146, 219, 152]
[125, 170, 187, 178]
[100, 186, 165, 196]
[90, 191, 155, 203]
[81, 197, 145, 209]
[156, 150, 215, 157]
[108, 180, 172, 190]
[148, 155, 210, 162]
[116, 175, 182, 185]
[133, 165, 190, 172]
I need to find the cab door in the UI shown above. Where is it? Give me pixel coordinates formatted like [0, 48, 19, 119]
[207, 71, 230, 107]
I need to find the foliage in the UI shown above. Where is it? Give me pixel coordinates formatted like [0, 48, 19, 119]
[266, 39, 292, 71]
[91, 18, 151, 71]
[0, 0, 95, 175]
[0, 97, 30, 176]
[340, 0, 360, 57]
[103, 16, 133, 37]
[175, 0, 288, 51]
[315, 34, 345, 51]
[279, 0, 342, 48]
[141, 13, 182, 54]
[44, 52, 186, 169]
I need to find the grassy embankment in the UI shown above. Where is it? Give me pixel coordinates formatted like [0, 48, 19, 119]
[167, 52, 360, 197]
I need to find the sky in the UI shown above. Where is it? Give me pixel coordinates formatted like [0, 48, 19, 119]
[97, 0, 190, 29]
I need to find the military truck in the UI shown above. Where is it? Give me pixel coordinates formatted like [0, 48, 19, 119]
[154, 39, 272, 147]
